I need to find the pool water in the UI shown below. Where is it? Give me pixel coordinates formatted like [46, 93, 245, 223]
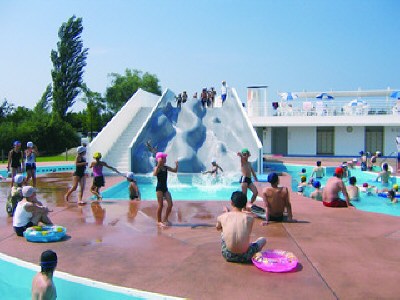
[0, 253, 181, 300]
[102, 174, 242, 201]
[276, 163, 399, 217]
[101, 163, 399, 217]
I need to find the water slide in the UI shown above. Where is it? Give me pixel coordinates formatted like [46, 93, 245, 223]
[89, 87, 262, 174]
[129, 88, 263, 174]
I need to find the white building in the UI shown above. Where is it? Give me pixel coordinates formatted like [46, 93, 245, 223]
[247, 87, 400, 157]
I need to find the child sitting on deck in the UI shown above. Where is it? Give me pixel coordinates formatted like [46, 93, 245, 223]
[216, 191, 266, 263]
[262, 172, 296, 223]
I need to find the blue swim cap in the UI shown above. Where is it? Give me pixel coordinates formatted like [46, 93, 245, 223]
[267, 172, 278, 184]
[313, 180, 321, 188]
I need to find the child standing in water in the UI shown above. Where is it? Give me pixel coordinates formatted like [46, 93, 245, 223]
[237, 148, 258, 205]
[127, 172, 141, 220]
[65, 146, 88, 204]
[126, 172, 140, 201]
[153, 152, 178, 227]
[89, 152, 119, 201]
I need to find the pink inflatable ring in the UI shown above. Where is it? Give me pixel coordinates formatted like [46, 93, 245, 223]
[252, 249, 298, 273]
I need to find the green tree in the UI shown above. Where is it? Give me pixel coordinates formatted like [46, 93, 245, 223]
[34, 84, 52, 115]
[0, 99, 15, 121]
[51, 15, 88, 120]
[80, 84, 106, 140]
[105, 68, 162, 113]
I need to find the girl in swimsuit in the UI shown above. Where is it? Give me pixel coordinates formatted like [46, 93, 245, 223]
[89, 152, 118, 201]
[65, 146, 88, 204]
[153, 152, 178, 227]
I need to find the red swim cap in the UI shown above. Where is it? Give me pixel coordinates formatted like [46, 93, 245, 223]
[335, 167, 343, 176]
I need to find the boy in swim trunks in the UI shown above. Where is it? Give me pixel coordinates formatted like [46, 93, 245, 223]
[322, 167, 351, 207]
[202, 159, 223, 177]
[237, 148, 258, 205]
[216, 191, 266, 263]
[262, 172, 296, 224]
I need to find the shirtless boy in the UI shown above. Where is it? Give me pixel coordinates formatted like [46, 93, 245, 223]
[262, 172, 295, 224]
[322, 167, 351, 207]
[216, 191, 266, 263]
[32, 250, 57, 300]
[237, 148, 258, 204]
[203, 159, 223, 176]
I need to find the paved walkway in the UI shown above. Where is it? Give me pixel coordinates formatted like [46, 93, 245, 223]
[0, 160, 399, 299]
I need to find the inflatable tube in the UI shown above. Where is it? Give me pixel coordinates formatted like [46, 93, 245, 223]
[378, 192, 400, 199]
[24, 225, 66, 243]
[252, 249, 298, 273]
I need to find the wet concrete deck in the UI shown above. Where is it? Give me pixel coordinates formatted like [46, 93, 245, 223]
[0, 160, 399, 299]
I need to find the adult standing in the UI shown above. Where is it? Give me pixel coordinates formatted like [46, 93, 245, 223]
[32, 250, 57, 300]
[322, 167, 351, 207]
[7, 141, 24, 187]
[221, 80, 227, 105]
[25, 141, 39, 187]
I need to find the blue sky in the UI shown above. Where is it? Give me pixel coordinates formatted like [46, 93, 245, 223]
[1, 0, 399, 111]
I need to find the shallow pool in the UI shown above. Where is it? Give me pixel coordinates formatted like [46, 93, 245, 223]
[101, 163, 399, 217]
[271, 163, 399, 217]
[0, 253, 181, 300]
[102, 173, 242, 201]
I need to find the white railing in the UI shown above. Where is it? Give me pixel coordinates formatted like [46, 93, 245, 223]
[250, 99, 399, 118]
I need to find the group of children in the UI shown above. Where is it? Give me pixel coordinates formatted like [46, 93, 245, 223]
[7, 140, 39, 187]
[296, 159, 398, 204]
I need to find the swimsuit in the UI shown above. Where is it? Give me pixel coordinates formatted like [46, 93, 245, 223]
[73, 158, 86, 178]
[92, 164, 105, 187]
[130, 189, 139, 200]
[221, 238, 261, 263]
[323, 199, 348, 208]
[239, 176, 253, 186]
[268, 215, 284, 222]
[156, 168, 168, 193]
[25, 151, 36, 171]
[10, 150, 22, 168]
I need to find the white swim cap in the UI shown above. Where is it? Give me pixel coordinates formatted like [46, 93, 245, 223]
[126, 172, 136, 181]
[14, 174, 24, 184]
[27, 141, 33, 148]
[77, 146, 86, 154]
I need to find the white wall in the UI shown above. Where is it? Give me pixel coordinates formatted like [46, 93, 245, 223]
[384, 127, 400, 156]
[288, 127, 316, 155]
[334, 126, 365, 156]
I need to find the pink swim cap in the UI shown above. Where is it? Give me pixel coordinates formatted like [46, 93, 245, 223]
[155, 152, 167, 160]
